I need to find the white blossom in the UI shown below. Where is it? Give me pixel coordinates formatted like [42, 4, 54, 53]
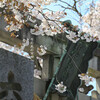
[66, 31, 80, 43]
[30, 24, 44, 35]
[78, 88, 84, 92]
[37, 45, 47, 56]
[1, 0, 99, 44]
[78, 73, 93, 86]
[20, 39, 29, 51]
[82, 1, 100, 41]
[0, 2, 5, 8]
[37, 57, 43, 68]
[0, 42, 30, 58]
[34, 69, 41, 79]
[55, 82, 67, 93]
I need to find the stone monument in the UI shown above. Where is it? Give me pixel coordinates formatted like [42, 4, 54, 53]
[0, 48, 34, 100]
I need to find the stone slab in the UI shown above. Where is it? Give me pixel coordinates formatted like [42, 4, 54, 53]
[0, 48, 34, 100]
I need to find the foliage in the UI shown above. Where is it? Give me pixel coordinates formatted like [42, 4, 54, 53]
[0, 0, 99, 46]
[0, 1, 99, 99]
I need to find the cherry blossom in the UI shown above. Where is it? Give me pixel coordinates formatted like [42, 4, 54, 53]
[34, 69, 41, 79]
[78, 73, 93, 86]
[82, 1, 100, 41]
[0, 0, 67, 38]
[0, 0, 99, 55]
[37, 57, 43, 68]
[0, 42, 30, 58]
[78, 88, 84, 92]
[37, 45, 47, 56]
[20, 39, 29, 51]
[55, 82, 67, 93]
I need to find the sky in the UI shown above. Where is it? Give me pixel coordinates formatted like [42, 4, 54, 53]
[44, 0, 99, 26]
[88, 79, 96, 96]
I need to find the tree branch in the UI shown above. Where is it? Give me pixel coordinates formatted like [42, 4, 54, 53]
[58, 0, 73, 8]
[58, 0, 82, 17]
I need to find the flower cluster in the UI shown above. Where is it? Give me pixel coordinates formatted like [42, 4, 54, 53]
[0, 0, 69, 56]
[37, 56, 43, 68]
[82, 1, 100, 41]
[0, 0, 99, 56]
[61, 20, 99, 43]
[66, 30, 98, 43]
[20, 39, 29, 51]
[55, 82, 67, 93]
[34, 57, 43, 79]
[78, 88, 85, 92]
[78, 73, 93, 86]
[30, 11, 66, 36]
[0, 42, 30, 58]
[0, 0, 66, 36]
[37, 45, 47, 56]
[34, 69, 41, 79]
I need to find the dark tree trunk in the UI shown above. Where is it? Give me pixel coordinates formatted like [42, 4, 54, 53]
[50, 40, 98, 100]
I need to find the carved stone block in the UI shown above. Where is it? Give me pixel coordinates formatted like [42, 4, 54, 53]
[0, 48, 34, 100]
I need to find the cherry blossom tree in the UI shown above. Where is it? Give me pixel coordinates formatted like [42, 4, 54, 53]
[0, 0, 99, 99]
[0, 0, 67, 58]
[57, 0, 100, 42]
[0, 0, 100, 47]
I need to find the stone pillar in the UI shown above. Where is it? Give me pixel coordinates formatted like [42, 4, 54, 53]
[34, 77, 46, 99]
[42, 55, 54, 81]
[93, 49, 100, 96]
[53, 57, 60, 75]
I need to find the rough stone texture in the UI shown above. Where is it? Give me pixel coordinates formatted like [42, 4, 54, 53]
[0, 48, 34, 100]
[89, 57, 98, 70]
[0, 16, 7, 31]
[34, 78, 46, 99]
[42, 55, 54, 80]
[96, 78, 100, 94]
[75, 93, 97, 100]
[53, 57, 60, 75]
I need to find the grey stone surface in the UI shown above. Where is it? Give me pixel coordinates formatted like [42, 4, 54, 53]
[53, 57, 60, 75]
[89, 57, 98, 70]
[42, 55, 50, 80]
[34, 77, 46, 98]
[96, 78, 100, 94]
[0, 16, 7, 31]
[0, 48, 34, 100]
[75, 92, 97, 100]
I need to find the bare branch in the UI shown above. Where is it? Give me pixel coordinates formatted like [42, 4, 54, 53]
[58, 0, 73, 7]
[58, 4, 72, 10]
[58, 0, 82, 17]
